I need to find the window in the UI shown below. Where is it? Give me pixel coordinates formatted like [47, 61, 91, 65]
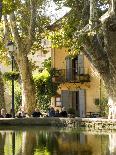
[55, 96, 62, 107]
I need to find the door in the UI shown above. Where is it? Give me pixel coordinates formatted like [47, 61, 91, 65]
[61, 90, 86, 117]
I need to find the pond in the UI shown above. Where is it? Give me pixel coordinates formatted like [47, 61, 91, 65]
[0, 126, 115, 155]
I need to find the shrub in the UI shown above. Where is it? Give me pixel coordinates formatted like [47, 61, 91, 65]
[67, 108, 75, 114]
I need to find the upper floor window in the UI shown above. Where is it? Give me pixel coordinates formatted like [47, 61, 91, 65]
[66, 54, 84, 80]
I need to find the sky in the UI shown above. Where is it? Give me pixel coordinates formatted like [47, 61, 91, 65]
[45, 1, 70, 23]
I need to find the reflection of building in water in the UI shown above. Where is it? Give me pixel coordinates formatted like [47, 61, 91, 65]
[86, 134, 109, 155]
[57, 132, 93, 155]
[108, 133, 116, 154]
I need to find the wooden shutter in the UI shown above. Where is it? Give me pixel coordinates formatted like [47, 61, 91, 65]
[66, 57, 72, 80]
[79, 89, 86, 117]
[78, 54, 84, 74]
[61, 90, 72, 109]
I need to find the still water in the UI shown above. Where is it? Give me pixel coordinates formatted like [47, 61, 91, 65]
[0, 126, 116, 155]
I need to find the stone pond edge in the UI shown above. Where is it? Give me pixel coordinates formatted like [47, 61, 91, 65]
[0, 117, 116, 130]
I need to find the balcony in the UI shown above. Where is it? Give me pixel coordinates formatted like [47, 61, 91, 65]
[52, 68, 90, 83]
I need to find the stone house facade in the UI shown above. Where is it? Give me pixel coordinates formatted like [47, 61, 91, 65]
[51, 47, 101, 117]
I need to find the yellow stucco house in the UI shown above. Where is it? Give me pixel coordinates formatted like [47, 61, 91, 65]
[51, 47, 101, 117]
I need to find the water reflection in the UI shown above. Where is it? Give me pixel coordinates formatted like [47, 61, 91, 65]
[0, 131, 6, 155]
[0, 127, 116, 155]
[108, 133, 116, 155]
[12, 132, 15, 155]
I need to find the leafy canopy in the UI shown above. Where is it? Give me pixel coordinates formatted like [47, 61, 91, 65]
[50, 0, 109, 52]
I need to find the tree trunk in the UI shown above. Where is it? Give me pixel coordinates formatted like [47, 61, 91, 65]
[81, 0, 116, 118]
[0, 71, 5, 109]
[16, 50, 36, 115]
[3, 0, 43, 115]
[102, 74, 116, 119]
[102, 0, 116, 118]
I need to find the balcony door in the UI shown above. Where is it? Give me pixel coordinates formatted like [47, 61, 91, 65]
[66, 54, 84, 81]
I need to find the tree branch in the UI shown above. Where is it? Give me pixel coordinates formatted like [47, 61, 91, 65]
[3, 15, 11, 43]
[82, 35, 110, 76]
[111, 0, 116, 14]
[28, 0, 37, 47]
[9, 12, 21, 48]
[89, 0, 99, 28]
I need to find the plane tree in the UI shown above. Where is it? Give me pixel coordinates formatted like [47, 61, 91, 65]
[1, 0, 50, 114]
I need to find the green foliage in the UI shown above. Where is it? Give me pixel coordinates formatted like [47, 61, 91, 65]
[3, 70, 21, 111]
[67, 108, 75, 114]
[42, 57, 51, 71]
[51, 0, 109, 52]
[2, 0, 16, 15]
[7, 0, 51, 45]
[37, 95, 51, 111]
[0, 0, 51, 64]
[14, 82, 22, 112]
[95, 98, 108, 117]
[5, 80, 22, 112]
[95, 98, 100, 105]
[3, 71, 19, 81]
[33, 58, 59, 111]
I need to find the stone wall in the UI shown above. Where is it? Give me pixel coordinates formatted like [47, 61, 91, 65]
[0, 117, 116, 130]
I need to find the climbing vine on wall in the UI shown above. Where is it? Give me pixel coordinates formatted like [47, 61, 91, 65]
[33, 58, 59, 111]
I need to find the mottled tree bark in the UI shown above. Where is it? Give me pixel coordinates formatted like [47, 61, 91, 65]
[16, 49, 36, 115]
[8, 0, 37, 115]
[82, 0, 116, 118]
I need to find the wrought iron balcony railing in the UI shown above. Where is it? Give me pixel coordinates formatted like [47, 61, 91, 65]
[52, 68, 90, 83]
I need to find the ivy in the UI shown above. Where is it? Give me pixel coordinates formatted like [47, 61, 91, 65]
[33, 58, 59, 111]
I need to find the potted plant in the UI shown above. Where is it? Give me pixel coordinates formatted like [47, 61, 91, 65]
[67, 108, 75, 118]
[3, 71, 20, 81]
